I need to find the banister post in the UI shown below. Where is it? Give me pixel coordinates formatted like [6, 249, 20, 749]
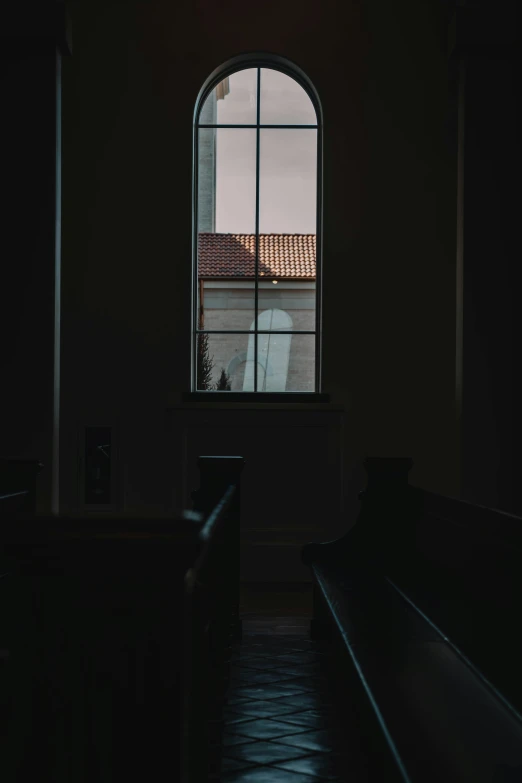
[192, 456, 245, 515]
[193, 456, 245, 639]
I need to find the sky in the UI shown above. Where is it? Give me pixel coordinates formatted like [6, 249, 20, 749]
[203, 69, 318, 235]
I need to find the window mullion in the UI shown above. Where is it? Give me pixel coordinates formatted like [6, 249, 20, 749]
[254, 67, 261, 393]
[193, 125, 199, 391]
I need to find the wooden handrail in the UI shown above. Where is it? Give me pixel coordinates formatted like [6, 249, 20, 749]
[0, 491, 29, 502]
[199, 484, 236, 543]
[194, 484, 236, 571]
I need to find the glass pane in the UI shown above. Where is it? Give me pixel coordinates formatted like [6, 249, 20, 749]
[256, 331, 292, 392]
[199, 69, 257, 125]
[197, 128, 256, 330]
[198, 128, 255, 234]
[198, 128, 256, 234]
[259, 129, 317, 234]
[255, 307, 293, 331]
[198, 279, 255, 333]
[257, 279, 316, 332]
[197, 333, 251, 391]
[286, 334, 316, 392]
[260, 68, 316, 125]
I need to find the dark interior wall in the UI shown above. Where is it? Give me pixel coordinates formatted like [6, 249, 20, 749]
[2, 50, 57, 511]
[58, 0, 459, 512]
[459, 21, 520, 514]
[335, 1, 458, 494]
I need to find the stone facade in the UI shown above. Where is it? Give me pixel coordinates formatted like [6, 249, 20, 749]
[201, 280, 316, 391]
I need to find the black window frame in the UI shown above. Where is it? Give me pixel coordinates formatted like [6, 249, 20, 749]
[192, 53, 323, 397]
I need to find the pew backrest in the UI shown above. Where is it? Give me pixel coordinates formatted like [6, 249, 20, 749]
[402, 487, 522, 603]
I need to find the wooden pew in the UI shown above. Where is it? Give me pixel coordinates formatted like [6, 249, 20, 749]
[302, 458, 522, 783]
[385, 485, 522, 718]
[1, 455, 244, 783]
[0, 457, 42, 775]
[192, 456, 244, 643]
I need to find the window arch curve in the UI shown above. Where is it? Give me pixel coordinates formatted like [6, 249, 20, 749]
[193, 54, 322, 394]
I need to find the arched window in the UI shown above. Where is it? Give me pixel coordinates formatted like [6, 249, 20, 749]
[193, 55, 321, 394]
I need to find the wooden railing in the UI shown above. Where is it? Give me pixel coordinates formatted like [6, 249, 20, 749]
[192, 455, 244, 641]
[0, 457, 42, 517]
[182, 483, 237, 782]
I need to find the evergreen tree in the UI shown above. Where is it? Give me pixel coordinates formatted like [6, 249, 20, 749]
[215, 367, 232, 391]
[196, 315, 214, 390]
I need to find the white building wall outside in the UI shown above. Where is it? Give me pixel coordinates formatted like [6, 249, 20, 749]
[202, 280, 316, 391]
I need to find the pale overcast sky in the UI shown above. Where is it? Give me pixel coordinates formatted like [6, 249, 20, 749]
[211, 69, 318, 234]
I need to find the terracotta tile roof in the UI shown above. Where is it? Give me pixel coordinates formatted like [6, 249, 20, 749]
[198, 233, 316, 279]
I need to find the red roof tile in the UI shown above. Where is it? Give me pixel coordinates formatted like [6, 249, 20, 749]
[198, 234, 316, 279]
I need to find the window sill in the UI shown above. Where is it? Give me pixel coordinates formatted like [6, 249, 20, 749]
[174, 391, 342, 412]
[183, 391, 329, 403]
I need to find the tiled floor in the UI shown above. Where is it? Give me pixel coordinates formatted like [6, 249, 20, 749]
[209, 586, 370, 782]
